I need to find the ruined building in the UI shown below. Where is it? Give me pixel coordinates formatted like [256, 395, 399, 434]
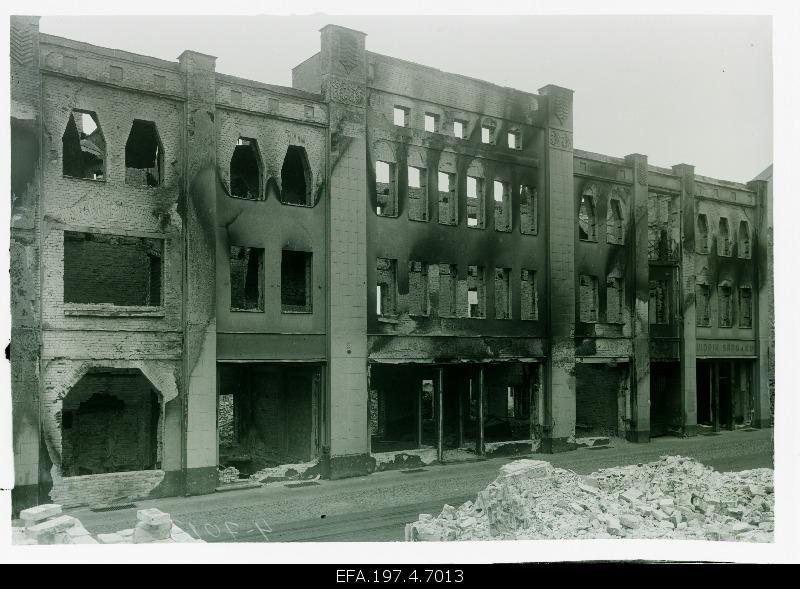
[9, 17, 774, 512]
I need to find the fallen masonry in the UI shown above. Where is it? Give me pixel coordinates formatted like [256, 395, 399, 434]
[12, 505, 204, 545]
[404, 456, 774, 542]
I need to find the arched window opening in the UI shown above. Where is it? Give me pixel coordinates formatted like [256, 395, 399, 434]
[230, 137, 263, 199]
[579, 194, 596, 241]
[281, 145, 311, 206]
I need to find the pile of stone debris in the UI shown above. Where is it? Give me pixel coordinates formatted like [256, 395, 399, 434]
[405, 456, 774, 542]
[12, 504, 203, 545]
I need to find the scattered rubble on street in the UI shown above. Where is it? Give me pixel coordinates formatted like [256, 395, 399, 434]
[12, 505, 204, 545]
[405, 456, 774, 542]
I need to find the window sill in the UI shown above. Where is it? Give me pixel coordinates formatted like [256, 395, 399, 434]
[229, 193, 265, 202]
[231, 308, 265, 313]
[64, 305, 164, 318]
[280, 200, 314, 208]
[377, 316, 399, 324]
[579, 238, 599, 243]
[281, 308, 313, 314]
[62, 175, 106, 184]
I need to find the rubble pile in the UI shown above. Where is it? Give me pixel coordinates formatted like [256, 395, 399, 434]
[218, 466, 241, 484]
[12, 505, 204, 545]
[405, 456, 774, 542]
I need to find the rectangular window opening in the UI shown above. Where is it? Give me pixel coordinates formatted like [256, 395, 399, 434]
[521, 269, 538, 320]
[393, 106, 409, 127]
[64, 231, 164, 308]
[494, 180, 511, 232]
[424, 113, 439, 133]
[230, 246, 265, 312]
[376, 258, 397, 317]
[375, 160, 397, 216]
[495, 267, 512, 320]
[579, 274, 599, 323]
[281, 250, 312, 313]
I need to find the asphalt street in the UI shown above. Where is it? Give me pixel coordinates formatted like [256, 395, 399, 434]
[68, 428, 773, 542]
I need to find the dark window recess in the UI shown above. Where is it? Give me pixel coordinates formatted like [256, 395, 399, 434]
[438, 264, 458, 317]
[376, 258, 397, 317]
[718, 217, 731, 256]
[649, 280, 669, 325]
[408, 261, 429, 316]
[495, 267, 511, 319]
[63, 232, 163, 307]
[697, 214, 710, 254]
[281, 146, 311, 205]
[739, 220, 751, 258]
[739, 288, 753, 328]
[62, 411, 73, 430]
[521, 269, 538, 320]
[607, 199, 624, 244]
[579, 274, 598, 323]
[230, 138, 262, 199]
[282, 250, 313, 312]
[125, 120, 162, 187]
[62, 110, 105, 180]
[719, 285, 733, 327]
[697, 285, 711, 326]
[606, 276, 624, 324]
[579, 195, 596, 241]
[520, 185, 537, 235]
[230, 246, 264, 312]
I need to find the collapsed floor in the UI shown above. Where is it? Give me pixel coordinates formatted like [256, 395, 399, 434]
[405, 456, 774, 542]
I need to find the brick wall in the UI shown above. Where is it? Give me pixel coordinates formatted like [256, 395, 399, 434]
[576, 364, 625, 437]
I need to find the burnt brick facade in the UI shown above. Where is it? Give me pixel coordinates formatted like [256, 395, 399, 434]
[9, 18, 773, 512]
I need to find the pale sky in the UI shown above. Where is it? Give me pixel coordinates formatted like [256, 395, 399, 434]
[39, 15, 772, 183]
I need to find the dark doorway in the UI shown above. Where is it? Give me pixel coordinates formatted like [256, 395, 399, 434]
[650, 362, 681, 437]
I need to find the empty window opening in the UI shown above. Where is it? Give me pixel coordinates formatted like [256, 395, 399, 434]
[495, 268, 512, 319]
[61, 369, 160, 477]
[408, 261, 429, 316]
[453, 119, 466, 139]
[375, 160, 397, 216]
[739, 287, 752, 328]
[606, 276, 624, 324]
[62, 110, 105, 180]
[718, 217, 731, 256]
[467, 265, 485, 318]
[281, 146, 312, 206]
[393, 106, 409, 127]
[230, 137, 262, 199]
[696, 285, 711, 327]
[466, 176, 484, 228]
[648, 193, 678, 260]
[697, 214, 709, 254]
[576, 364, 623, 438]
[521, 269, 538, 320]
[369, 365, 432, 453]
[281, 250, 312, 313]
[508, 130, 521, 150]
[63, 231, 162, 307]
[739, 221, 751, 258]
[719, 285, 733, 327]
[424, 113, 438, 133]
[520, 185, 537, 235]
[494, 180, 511, 232]
[376, 258, 398, 317]
[579, 275, 599, 323]
[407, 166, 428, 221]
[607, 199, 624, 244]
[125, 120, 163, 187]
[649, 280, 669, 325]
[438, 264, 458, 317]
[437, 171, 457, 225]
[230, 246, 264, 312]
[481, 125, 494, 144]
[579, 194, 597, 241]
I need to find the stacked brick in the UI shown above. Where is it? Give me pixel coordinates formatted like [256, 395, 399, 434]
[12, 505, 203, 545]
[405, 457, 774, 542]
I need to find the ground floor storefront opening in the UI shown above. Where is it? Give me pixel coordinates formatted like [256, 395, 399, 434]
[696, 359, 755, 431]
[217, 363, 322, 480]
[650, 361, 682, 437]
[368, 361, 540, 460]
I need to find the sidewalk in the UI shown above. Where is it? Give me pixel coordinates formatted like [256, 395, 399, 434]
[65, 428, 773, 542]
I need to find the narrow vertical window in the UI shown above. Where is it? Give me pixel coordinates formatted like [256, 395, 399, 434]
[606, 276, 624, 324]
[579, 275, 599, 323]
[466, 176, 484, 228]
[375, 160, 397, 216]
[696, 214, 709, 254]
[696, 285, 711, 327]
[738, 220, 751, 259]
[437, 171, 457, 225]
[453, 119, 466, 139]
[495, 267, 512, 319]
[649, 280, 669, 325]
[467, 265, 485, 318]
[494, 180, 511, 232]
[521, 269, 538, 320]
[739, 287, 752, 328]
[376, 258, 397, 317]
[408, 261, 429, 316]
[719, 285, 733, 327]
[520, 185, 537, 235]
[424, 113, 439, 133]
[718, 218, 730, 256]
[579, 194, 597, 241]
[606, 199, 624, 245]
